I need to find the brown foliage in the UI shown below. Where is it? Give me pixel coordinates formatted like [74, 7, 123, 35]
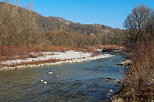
[124, 41, 154, 101]
[0, 0, 38, 47]
[113, 5, 154, 102]
[41, 31, 100, 47]
[0, 45, 32, 56]
[33, 45, 75, 52]
[112, 40, 154, 102]
[99, 44, 121, 49]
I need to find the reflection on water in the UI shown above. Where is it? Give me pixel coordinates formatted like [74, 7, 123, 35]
[0, 53, 126, 102]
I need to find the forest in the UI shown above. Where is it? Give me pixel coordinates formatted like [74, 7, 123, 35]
[0, 1, 125, 48]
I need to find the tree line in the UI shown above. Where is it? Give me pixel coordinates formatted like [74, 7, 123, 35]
[0, 0, 126, 49]
[0, 0, 38, 47]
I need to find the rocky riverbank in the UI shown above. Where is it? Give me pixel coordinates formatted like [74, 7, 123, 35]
[0, 50, 114, 71]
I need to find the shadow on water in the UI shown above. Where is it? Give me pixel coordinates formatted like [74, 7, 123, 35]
[0, 53, 126, 102]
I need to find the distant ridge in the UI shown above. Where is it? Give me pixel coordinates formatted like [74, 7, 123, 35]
[0, 2, 115, 35]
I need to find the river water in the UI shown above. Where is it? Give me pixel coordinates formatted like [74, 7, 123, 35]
[0, 53, 126, 102]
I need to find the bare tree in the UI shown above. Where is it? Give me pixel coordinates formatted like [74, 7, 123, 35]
[3, 0, 8, 3]
[124, 5, 152, 32]
[124, 5, 154, 42]
[0, 0, 38, 46]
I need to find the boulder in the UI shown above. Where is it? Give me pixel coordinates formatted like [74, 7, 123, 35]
[117, 60, 132, 66]
[29, 53, 39, 58]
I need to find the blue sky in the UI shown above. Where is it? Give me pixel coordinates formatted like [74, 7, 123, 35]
[1, 0, 154, 28]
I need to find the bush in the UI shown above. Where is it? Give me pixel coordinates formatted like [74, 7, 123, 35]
[124, 40, 154, 101]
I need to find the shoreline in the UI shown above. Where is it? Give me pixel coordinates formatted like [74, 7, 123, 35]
[0, 50, 114, 71]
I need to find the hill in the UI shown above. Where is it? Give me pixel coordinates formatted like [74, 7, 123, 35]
[0, 2, 114, 35]
[35, 15, 114, 35]
[0, 1, 125, 47]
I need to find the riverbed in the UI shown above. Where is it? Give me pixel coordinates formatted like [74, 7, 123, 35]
[0, 52, 126, 102]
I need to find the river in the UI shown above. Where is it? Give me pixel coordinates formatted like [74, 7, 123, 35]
[0, 52, 126, 102]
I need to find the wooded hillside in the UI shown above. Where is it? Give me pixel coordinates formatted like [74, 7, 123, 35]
[0, 1, 126, 48]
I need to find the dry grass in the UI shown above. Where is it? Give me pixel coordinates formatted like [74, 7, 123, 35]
[0, 44, 122, 62]
[125, 41, 154, 101]
[0, 45, 32, 61]
[0, 45, 77, 61]
[98, 44, 122, 49]
[33, 45, 76, 52]
[0, 45, 32, 56]
[112, 40, 154, 102]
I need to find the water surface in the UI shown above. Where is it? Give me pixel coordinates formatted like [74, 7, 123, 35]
[0, 53, 126, 102]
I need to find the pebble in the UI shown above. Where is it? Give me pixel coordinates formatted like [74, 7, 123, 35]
[115, 79, 121, 84]
[48, 72, 53, 74]
[43, 81, 47, 84]
[0, 51, 114, 71]
[107, 93, 112, 96]
[115, 79, 120, 82]
[109, 89, 113, 93]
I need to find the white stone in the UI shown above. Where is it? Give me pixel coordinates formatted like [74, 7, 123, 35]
[48, 72, 53, 74]
[43, 81, 47, 84]
[109, 89, 113, 93]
